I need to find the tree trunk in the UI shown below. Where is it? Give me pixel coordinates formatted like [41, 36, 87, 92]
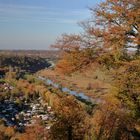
[68, 126, 72, 140]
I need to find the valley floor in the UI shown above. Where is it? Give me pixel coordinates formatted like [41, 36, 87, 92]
[38, 63, 113, 100]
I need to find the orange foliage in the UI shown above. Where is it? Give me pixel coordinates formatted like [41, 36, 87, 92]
[50, 95, 90, 140]
[92, 97, 133, 140]
[51, 34, 82, 51]
[89, 0, 140, 54]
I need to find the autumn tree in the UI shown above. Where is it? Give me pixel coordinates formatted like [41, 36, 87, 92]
[0, 121, 16, 140]
[114, 60, 140, 132]
[91, 94, 137, 140]
[52, 34, 82, 74]
[52, 34, 82, 51]
[52, 0, 140, 73]
[50, 95, 91, 140]
[52, 34, 96, 74]
[18, 119, 49, 140]
[86, 0, 140, 57]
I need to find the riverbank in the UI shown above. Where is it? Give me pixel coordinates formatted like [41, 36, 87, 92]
[38, 63, 112, 100]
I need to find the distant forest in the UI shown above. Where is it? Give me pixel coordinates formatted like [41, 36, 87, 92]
[0, 50, 59, 73]
[0, 50, 59, 59]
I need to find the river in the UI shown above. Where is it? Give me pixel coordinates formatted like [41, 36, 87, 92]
[38, 76, 101, 105]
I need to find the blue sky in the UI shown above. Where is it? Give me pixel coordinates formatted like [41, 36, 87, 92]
[0, 0, 102, 50]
